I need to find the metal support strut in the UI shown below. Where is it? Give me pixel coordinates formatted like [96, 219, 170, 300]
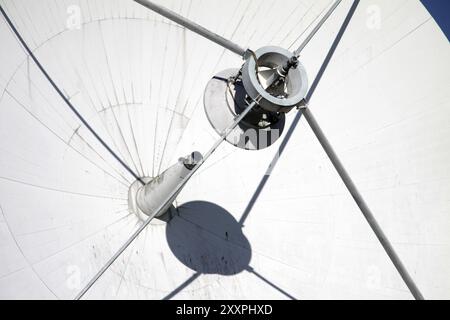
[302, 107, 424, 300]
[294, 0, 343, 57]
[75, 98, 258, 300]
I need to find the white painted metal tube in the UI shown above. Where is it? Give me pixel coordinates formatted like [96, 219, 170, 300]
[136, 152, 203, 217]
[303, 107, 424, 301]
[75, 100, 257, 300]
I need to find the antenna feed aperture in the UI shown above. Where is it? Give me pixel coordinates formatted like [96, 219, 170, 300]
[204, 46, 308, 150]
[242, 46, 308, 114]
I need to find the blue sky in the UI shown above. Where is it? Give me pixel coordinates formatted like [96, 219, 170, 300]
[421, 0, 450, 40]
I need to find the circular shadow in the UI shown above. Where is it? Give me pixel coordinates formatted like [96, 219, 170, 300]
[166, 201, 251, 275]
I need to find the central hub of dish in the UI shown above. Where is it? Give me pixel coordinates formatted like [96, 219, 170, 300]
[128, 152, 203, 224]
[128, 177, 171, 225]
[204, 46, 308, 150]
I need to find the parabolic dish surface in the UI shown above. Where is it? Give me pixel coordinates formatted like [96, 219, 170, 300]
[0, 0, 449, 299]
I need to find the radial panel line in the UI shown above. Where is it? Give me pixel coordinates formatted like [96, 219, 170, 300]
[302, 108, 424, 300]
[239, 0, 360, 226]
[75, 99, 258, 300]
[162, 272, 201, 300]
[0, 5, 144, 184]
[247, 267, 297, 300]
[294, 0, 343, 56]
[134, 0, 248, 57]
[307, 0, 360, 101]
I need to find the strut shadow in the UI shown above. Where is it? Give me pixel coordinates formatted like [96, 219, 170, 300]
[166, 201, 251, 275]
[239, 0, 360, 226]
[164, 201, 296, 300]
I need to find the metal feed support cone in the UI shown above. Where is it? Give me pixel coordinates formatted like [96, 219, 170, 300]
[135, 152, 203, 218]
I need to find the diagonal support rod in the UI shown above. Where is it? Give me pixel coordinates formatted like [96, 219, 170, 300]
[237, 0, 424, 300]
[298, 0, 423, 300]
[239, 0, 359, 226]
[302, 107, 424, 300]
[294, 0, 343, 57]
[0, 5, 144, 184]
[134, 0, 248, 57]
[75, 99, 258, 299]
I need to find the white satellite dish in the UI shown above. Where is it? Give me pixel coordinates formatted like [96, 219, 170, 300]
[0, 0, 449, 300]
